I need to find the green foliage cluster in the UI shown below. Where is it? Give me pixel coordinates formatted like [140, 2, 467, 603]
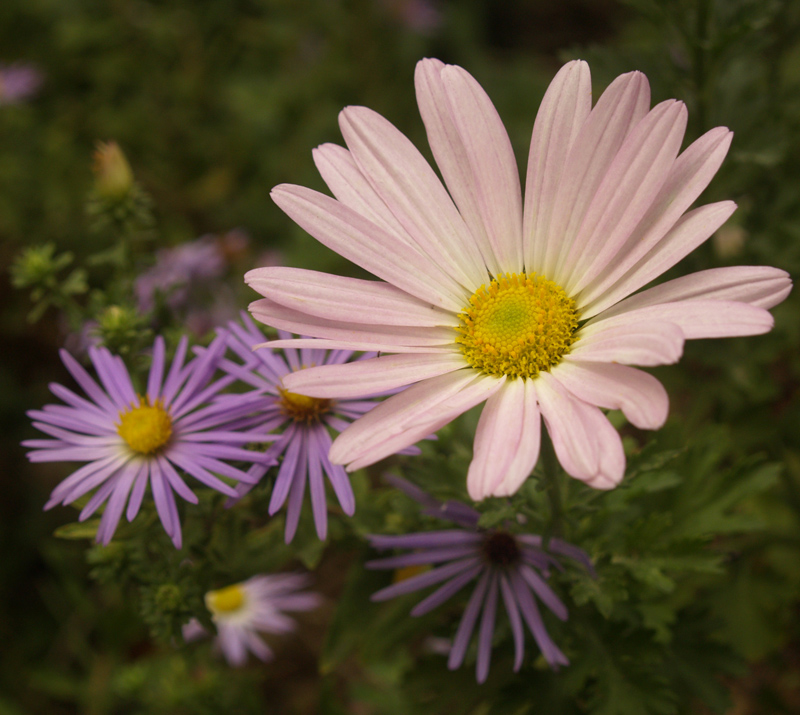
[3, 0, 800, 714]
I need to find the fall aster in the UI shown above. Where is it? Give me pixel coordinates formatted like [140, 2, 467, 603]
[185, 573, 321, 667]
[247, 58, 791, 499]
[368, 476, 592, 682]
[214, 314, 420, 542]
[24, 336, 272, 547]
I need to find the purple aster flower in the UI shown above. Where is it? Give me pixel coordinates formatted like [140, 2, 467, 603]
[24, 336, 273, 548]
[183, 573, 321, 667]
[135, 235, 227, 314]
[367, 476, 593, 683]
[213, 313, 420, 543]
[0, 63, 43, 105]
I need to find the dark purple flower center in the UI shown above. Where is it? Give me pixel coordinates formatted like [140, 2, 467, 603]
[482, 530, 521, 567]
[277, 388, 332, 423]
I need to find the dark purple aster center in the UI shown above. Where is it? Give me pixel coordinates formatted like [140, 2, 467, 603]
[482, 530, 521, 567]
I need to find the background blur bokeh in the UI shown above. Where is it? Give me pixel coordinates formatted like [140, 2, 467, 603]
[2, 0, 800, 713]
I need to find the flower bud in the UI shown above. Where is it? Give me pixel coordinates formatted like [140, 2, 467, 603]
[92, 141, 134, 200]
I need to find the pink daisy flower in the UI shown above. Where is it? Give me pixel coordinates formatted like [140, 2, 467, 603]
[247, 59, 791, 499]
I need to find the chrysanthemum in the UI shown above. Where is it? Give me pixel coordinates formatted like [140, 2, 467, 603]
[185, 573, 321, 667]
[247, 58, 791, 499]
[214, 314, 420, 542]
[367, 476, 592, 682]
[24, 336, 272, 547]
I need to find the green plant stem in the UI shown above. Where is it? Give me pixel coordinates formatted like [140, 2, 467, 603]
[541, 431, 563, 540]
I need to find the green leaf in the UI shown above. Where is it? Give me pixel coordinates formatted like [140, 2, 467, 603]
[54, 519, 100, 540]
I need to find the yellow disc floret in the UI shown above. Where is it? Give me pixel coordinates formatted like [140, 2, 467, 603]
[117, 397, 173, 454]
[206, 583, 246, 616]
[456, 272, 579, 379]
[278, 388, 332, 424]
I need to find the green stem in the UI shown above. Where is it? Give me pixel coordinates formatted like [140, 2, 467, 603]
[541, 431, 563, 540]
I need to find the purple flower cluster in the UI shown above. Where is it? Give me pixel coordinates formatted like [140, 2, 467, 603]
[0, 63, 43, 105]
[367, 476, 593, 682]
[25, 314, 415, 547]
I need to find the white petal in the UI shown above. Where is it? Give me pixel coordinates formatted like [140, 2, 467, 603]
[579, 127, 733, 308]
[599, 266, 793, 317]
[570, 321, 684, 366]
[542, 70, 651, 280]
[415, 57, 501, 276]
[271, 184, 467, 310]
[553, 360, 669, 429]
[330, 370, 504, 468]
[467, 379, 541, 500]
[536, 372, 625, 488]
[313, 142, 413, 238]
[246, 267, 458, 327]
[339, 105, 488, 289]
[259, 337, 454, 354]
[523, 60, 592, 272]
[589, 300, 774, 339]
[282, 353, 469, 399]
[249, 297, 456, 348]
[440, 64, 523, 272]
[580, 201, 737, 317]
[564, 100, 688, 293]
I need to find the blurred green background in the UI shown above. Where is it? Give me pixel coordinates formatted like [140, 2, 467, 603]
[2, 0, 799, 713]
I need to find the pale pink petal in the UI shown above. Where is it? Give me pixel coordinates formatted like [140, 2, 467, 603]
[580, 201, 737, 317]
[258, 337, 455, 355]
[330, 371, 504, 468]
[271, 184, 466, 309]
[339, 105, 487, 289]
[564, 100, 688, 293]
[345, 411, 455, 472]
[543, 70, 651, 279]
[416, 58, 501, 276]
[313, 142, 414, 238]
[598, 266, 793, 318]
[249, 297, 455, 348]
[588, 300, 774, 339]
[282, 353, 468, 399]
[536, 372, 624, 488]
[467, 379, 541, 500]
[570, 321, 684, 366]
[523, 60, 592, 271]
[552, 360, 669, 429]
[579, 127, 733, 308]
[440, 64, 523, 272]
[246, 267, 458, 327]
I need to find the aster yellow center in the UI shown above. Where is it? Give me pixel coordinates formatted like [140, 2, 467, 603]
[278, 387, 332, 423]
[117, 397, 173, 454]
[456, 272, 579, 379]
[206, 584, 246, 615]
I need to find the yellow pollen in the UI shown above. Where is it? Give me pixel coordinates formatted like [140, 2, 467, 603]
[456, 272, 579, 379]
[117, 397, 173, 454]
[205, 584, 246, 615]
[278, 388, 332, 424]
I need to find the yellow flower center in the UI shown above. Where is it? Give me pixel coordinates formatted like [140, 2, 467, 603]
[117, 397, 173, 454]
[205, 584, 246, 615]
[456, 272, 579, 379]
[278, 388, 332, 423]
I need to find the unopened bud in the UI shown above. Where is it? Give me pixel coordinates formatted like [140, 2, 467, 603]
[92, 141, 133, 200]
